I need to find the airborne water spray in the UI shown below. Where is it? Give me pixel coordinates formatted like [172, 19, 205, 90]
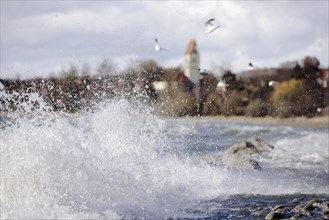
[0, 90, 225, 219]
[1, 88, 328, 219]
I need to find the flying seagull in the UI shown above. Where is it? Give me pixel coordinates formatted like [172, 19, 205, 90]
[268, 80, 279, 87]
[205, 18, 220, 34]
[217, 79, 228, 88]
[198, 68, 209, 73]
[0, 81, 4, 91]
[154, 38, 168, 52]
[216, 74, 229, 91]
[248, 62, 254, 70]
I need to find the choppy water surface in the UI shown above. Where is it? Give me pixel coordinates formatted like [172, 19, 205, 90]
[1, 98, 328, 219]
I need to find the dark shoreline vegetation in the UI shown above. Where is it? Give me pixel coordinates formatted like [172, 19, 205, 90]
[1, 56, 328, 119]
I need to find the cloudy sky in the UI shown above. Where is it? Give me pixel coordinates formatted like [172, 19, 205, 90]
[1, 1, 328, 79]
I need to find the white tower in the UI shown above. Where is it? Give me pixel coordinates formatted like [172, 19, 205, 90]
[184, 39, 200, 85]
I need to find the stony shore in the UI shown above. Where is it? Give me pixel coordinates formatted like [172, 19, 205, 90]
[261, 198, 329, 220]
[194, 115, 329, 129]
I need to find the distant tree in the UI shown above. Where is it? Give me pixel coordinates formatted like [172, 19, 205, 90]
[303, 56, 320, 70]
[137, 60, 164, 82]
[117, 60, 164, 103]
[271, 79, 313, 117]
[292, 64, 303, 80]
[202, 92, 222, 115]
[280, 60, 299, 69]
[60, 64, 79, 79]
[81, 63, 91, 76]
[136, 60, 164, 102]
[97, 59, 117, 75]
[299, 57, 325, 109]
[220, 90, 247, 116]
[199, 73, 218, 115]
[245, 99, 269, 117]
[221, 71, 242, 91]
[154, 88, 196, 117]
[293, 56, 320, 82]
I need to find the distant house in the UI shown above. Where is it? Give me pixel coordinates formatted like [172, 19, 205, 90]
[316, 69, 329, 88]
[152, 69, 193, 93]
[152, 81, 168, 91]
[184, 39, 200, 85]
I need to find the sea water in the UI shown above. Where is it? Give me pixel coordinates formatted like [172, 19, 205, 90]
[1, 96, 328, 219]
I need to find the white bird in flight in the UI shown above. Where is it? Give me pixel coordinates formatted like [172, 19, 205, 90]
[198, 68, 209, 73]
[0, 81, 4, 91]
[268, 80, 279, 87]
[217, 79, 228, 88]
[205, 18, 220, 34]
[154, 38, 168, 52]
[248, 62, 254, 70]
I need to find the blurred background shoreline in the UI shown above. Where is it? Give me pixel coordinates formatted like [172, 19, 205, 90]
[186, 115, 329, 129]
[1, 56, 328, 120]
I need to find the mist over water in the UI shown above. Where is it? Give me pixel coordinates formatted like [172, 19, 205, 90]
[1, 95, 328, 219]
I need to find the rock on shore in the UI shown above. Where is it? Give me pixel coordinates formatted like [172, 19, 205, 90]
[199, 137, 275, 171]
[261, 199, 329, 219]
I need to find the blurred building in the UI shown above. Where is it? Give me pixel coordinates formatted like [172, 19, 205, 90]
[184, 39, 200, 85]
[316, 69, 329, 88]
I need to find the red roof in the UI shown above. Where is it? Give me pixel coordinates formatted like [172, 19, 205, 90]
[319, 70, 329, 79]
[185, 39, 197, 55]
